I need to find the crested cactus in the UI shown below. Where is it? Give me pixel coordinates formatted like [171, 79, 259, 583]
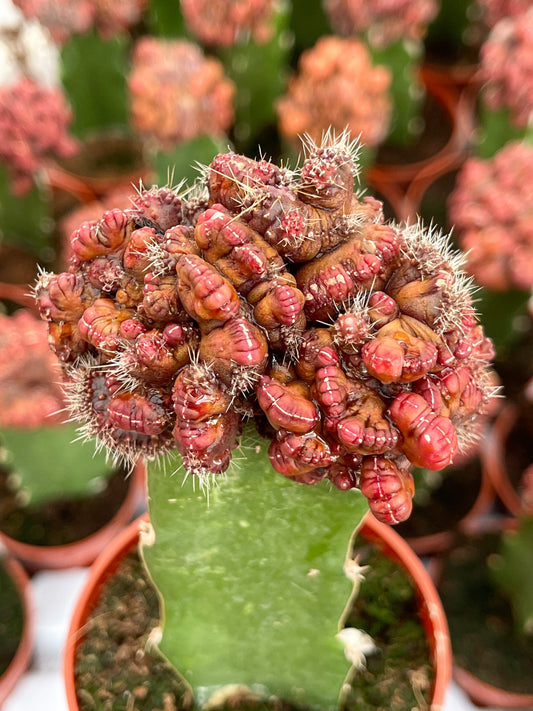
[12, 0, 146, 43]
[179, 0, 278, 46]
[35, 133, 496, 525]
[128, 37, 236, 151]
[448, 140, 533, 292]
[0, 77, 77, 195]
[276, 37, 392, 150]
[478, 8, 533, 130]
[323, 0, 439, 48]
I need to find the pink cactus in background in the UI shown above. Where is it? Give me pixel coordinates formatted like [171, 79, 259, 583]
[448, 140, 533, 291]
[323, 0, 439, 47]
[12, 0, 145, 44]
[276, 36, 392, 148]
[128, 37, 235, 150]
[34, 134, 496, 525]
[478, 9, 533, 128]
[0, 309, 65, 429]
[180, 0, 277, 47]
[476, 0, 532, 27]
[0, 76, 77, 195]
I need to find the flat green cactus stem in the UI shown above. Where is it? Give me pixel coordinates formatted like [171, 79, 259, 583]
[141, 430, 369, 710]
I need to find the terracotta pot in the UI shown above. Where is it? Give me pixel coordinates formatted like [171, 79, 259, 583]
[395, 453, 496, 558]
[481, 402, 528, 517]
[45, 132, 152, 202]
[368, 63, 475, 193]
[0, 282, 37, 311]
[0, 555, 35, 705]
[63, 511, 451, 711]
[435, 518, 533, 708]
[0, 461, 146, 572]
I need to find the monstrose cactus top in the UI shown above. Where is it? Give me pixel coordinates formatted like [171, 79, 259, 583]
[34, 133, 496, 525]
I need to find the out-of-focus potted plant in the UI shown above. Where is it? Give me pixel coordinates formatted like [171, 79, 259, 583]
[0, 306, 144, 570]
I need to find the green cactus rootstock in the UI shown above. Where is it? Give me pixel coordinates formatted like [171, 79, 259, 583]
[141, 430, 369, 710]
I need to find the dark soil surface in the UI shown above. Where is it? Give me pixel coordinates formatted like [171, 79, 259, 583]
[438, 531, 533, 694]
[0, 559, 24, 676]
[74, 543, 433, 711]
[75, 551, 188, 711]
[0, 467, 130, 547]
[342, 543, 434, 710]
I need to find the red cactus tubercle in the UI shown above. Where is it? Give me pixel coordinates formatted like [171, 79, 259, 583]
[34, 133, 496, 524]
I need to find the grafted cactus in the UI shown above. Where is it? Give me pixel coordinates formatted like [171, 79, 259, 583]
[276, 37, 392, 149]
[12, 0, 146, 43]
[323, 0, 439, 47]
[477, 0, 532, 27]
[35, 133, 495, 526]
[180, 0, 278, 46]
[448, 140, 533, 292]
[478, 8, 533, 129]
[0, 309, 65, 429]
[128, 37, 235, 150]
[0, 77, 77, 195]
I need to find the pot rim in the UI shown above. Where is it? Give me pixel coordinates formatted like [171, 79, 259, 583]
[0, 555, 35, 705]
[0, 461, 146, 571]
[64, 510, 451, 711]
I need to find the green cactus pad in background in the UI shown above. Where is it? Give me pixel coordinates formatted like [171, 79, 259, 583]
[151, 135, 230, 187]
[0, 423, 115, 507]
[0, 167, 52, 258]
[371, 39, 425, 148]
[61, 30, 129, 138]
[141, 430, 369, 710]
[490, 518, 533, 638]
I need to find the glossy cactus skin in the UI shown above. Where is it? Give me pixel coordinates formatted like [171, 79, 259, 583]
[35, 136, 496, 523]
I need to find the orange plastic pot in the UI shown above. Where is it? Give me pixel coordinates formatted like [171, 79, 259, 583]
[368, 62, 476, 200]
[400, 462, 495, 558]
[434, 518, 533, 709]
[0, 555, 35, 706]
[45, 133, 152, 202]
[63, 511, 451, 710]
[0, 462, 146, 572]
[481, 403, 528, 517]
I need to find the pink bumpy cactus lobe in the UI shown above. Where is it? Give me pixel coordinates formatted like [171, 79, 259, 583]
[477, 9, 533, 128]
[12, 0, 145, 43]
[276, 37, 392, 148]
[0, 77, 77, 195]
[180, 0, 277, 46]
[35, 131, 495, 522]
[449, 141, 533, 291]
[0, 310, 66, 429]
[324, 0, 438, 48]
[128, 37, 235, 150]
[477, 0, 533, 28]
